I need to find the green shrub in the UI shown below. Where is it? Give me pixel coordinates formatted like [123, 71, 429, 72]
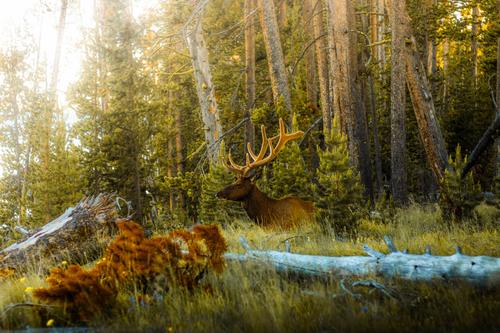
[258, 115, 313, 200]
[313, 121, 365, 235]
[439, 145, 482, 222]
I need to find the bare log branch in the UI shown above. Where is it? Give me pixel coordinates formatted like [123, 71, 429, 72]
[224, 236, 500, 286]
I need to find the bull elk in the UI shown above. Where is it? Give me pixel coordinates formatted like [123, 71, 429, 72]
[216, 119, 315, 229]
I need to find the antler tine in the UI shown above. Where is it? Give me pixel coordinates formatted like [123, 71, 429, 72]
[247, 125, 269, 162]
[225, 118, 303, 176]
[272, 118, 304, 153]
[226, 151, 246, 175]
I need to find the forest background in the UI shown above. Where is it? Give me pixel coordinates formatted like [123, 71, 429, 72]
[0, 0, 498, 233]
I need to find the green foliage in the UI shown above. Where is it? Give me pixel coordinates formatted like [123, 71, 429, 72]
[162, 171, 201, 224]
[314, 122, 365, 235]
[199, 163, 246, 225]
[439, 145, 482, 222]
[260, 117, 312, 200]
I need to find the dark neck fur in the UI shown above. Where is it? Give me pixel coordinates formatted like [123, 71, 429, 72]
[242, 185, 275, 225]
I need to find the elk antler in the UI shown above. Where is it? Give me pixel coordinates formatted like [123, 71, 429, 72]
[223, 118, 304, 177]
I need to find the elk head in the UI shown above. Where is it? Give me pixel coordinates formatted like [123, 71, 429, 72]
[216, 118, 315, 228]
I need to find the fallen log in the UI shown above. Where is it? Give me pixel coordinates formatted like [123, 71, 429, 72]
[224, 236, 500, 286]
[0, 194, 118, 274]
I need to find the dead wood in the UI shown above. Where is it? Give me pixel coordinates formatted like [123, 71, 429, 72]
[0, 194, 118, 274]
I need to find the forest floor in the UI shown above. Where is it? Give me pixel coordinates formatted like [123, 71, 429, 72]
[0, 203, 499, 332]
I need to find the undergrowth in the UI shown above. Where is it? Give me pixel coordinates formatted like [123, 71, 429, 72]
[0, 204, 499, 332]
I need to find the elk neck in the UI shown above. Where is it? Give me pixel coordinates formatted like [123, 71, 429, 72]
[242, 184, 276, 224]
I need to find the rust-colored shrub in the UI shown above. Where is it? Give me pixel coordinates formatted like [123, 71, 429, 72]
[33, 220, 227, 321]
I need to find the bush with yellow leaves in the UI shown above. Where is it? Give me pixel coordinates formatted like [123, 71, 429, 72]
[33, 220, 227, 321]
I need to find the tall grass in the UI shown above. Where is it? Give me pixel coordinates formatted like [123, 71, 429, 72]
[1, 203, 499, 332]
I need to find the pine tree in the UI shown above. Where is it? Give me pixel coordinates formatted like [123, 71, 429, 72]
[314, 120, 365, 235]
[439, 145, 482, 221]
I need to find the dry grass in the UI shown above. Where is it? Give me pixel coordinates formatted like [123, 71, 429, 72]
[1, 204, 499, 332]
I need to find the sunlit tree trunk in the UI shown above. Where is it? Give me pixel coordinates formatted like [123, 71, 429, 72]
[425, 0, 437, 81]
[257, 0, 293, 116]
[175, 107, 185, 208]
[50, 0, 68, 95]
[311, 0, 331, 135]
[244, 0, 256, 151]
[389, 0, 408, 204]
[442, 37, 449, 108]
[277, 0, 287, 27]
[302, 0, 318, 105]
[471, 4, 479, 86]
[185, 2, 223, 163]
[167, 137, 175, 211]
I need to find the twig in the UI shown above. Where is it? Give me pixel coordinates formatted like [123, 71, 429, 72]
[299, 117, 323, 147]
[351, 280, 399, 300]
[1, 302, 56, 318]
[339, 279, 362, 299]
[290, 34, 328, 79]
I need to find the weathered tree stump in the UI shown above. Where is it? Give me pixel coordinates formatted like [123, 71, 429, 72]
[0, 194, 118, 274]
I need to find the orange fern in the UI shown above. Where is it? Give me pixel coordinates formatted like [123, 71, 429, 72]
[33, 220, 228, 321]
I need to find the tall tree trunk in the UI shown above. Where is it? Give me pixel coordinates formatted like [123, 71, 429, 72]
[167, 137, 175, 211]
[311, 0, 331, 135]
[442, 37, 449, 109]
[244, 0, 256, 151]
[185, 3, 223, 163]
[398, 4, 448, 181]
[175, 108, 186, 208]
[369, 75, 384, 198]
[257, 0, 293, 116]
[471, 4, 479, 86]
[363, 0, 384, 198]
[277, 0, 287, 27]
[425, 0, 437, 81]
[495, 0, 500, 181]
[302, 0, 318, 105]
[50, 0, 68, 95]
[389, 0, 408, 204]
[326, 0, 373, 198]
[376, 0, 386, 69]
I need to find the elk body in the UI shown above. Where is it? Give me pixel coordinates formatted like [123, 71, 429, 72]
[216, 119, 315, 229]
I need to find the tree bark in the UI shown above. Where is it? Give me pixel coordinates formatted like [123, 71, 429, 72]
[226, 236, 500, 286]
[175, 107, 186, 208]
[326, 0, 373, 198]
[277, 0, 287, 27]
[185, 2, 223, 163]
[302, 0, 319, 106]
[392, 3, 448, 182]
[0, 195, 118, 274]
[257, 0, 293, 116]
[405, 35, 449, 181]
[442, 37, 450, 109]
[311, 0, 332, 135]
[50, 0, 68, 95]
[389, 0, 408, 204]
[244, 0, 256, 151]
[471, 4, 479, 85]
[167, 137, 175, 211]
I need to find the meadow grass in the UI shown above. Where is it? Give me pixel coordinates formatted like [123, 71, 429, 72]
[0, 203, 499, 332]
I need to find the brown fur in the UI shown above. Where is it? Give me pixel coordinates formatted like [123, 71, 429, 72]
[216, 177, 315, 229]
